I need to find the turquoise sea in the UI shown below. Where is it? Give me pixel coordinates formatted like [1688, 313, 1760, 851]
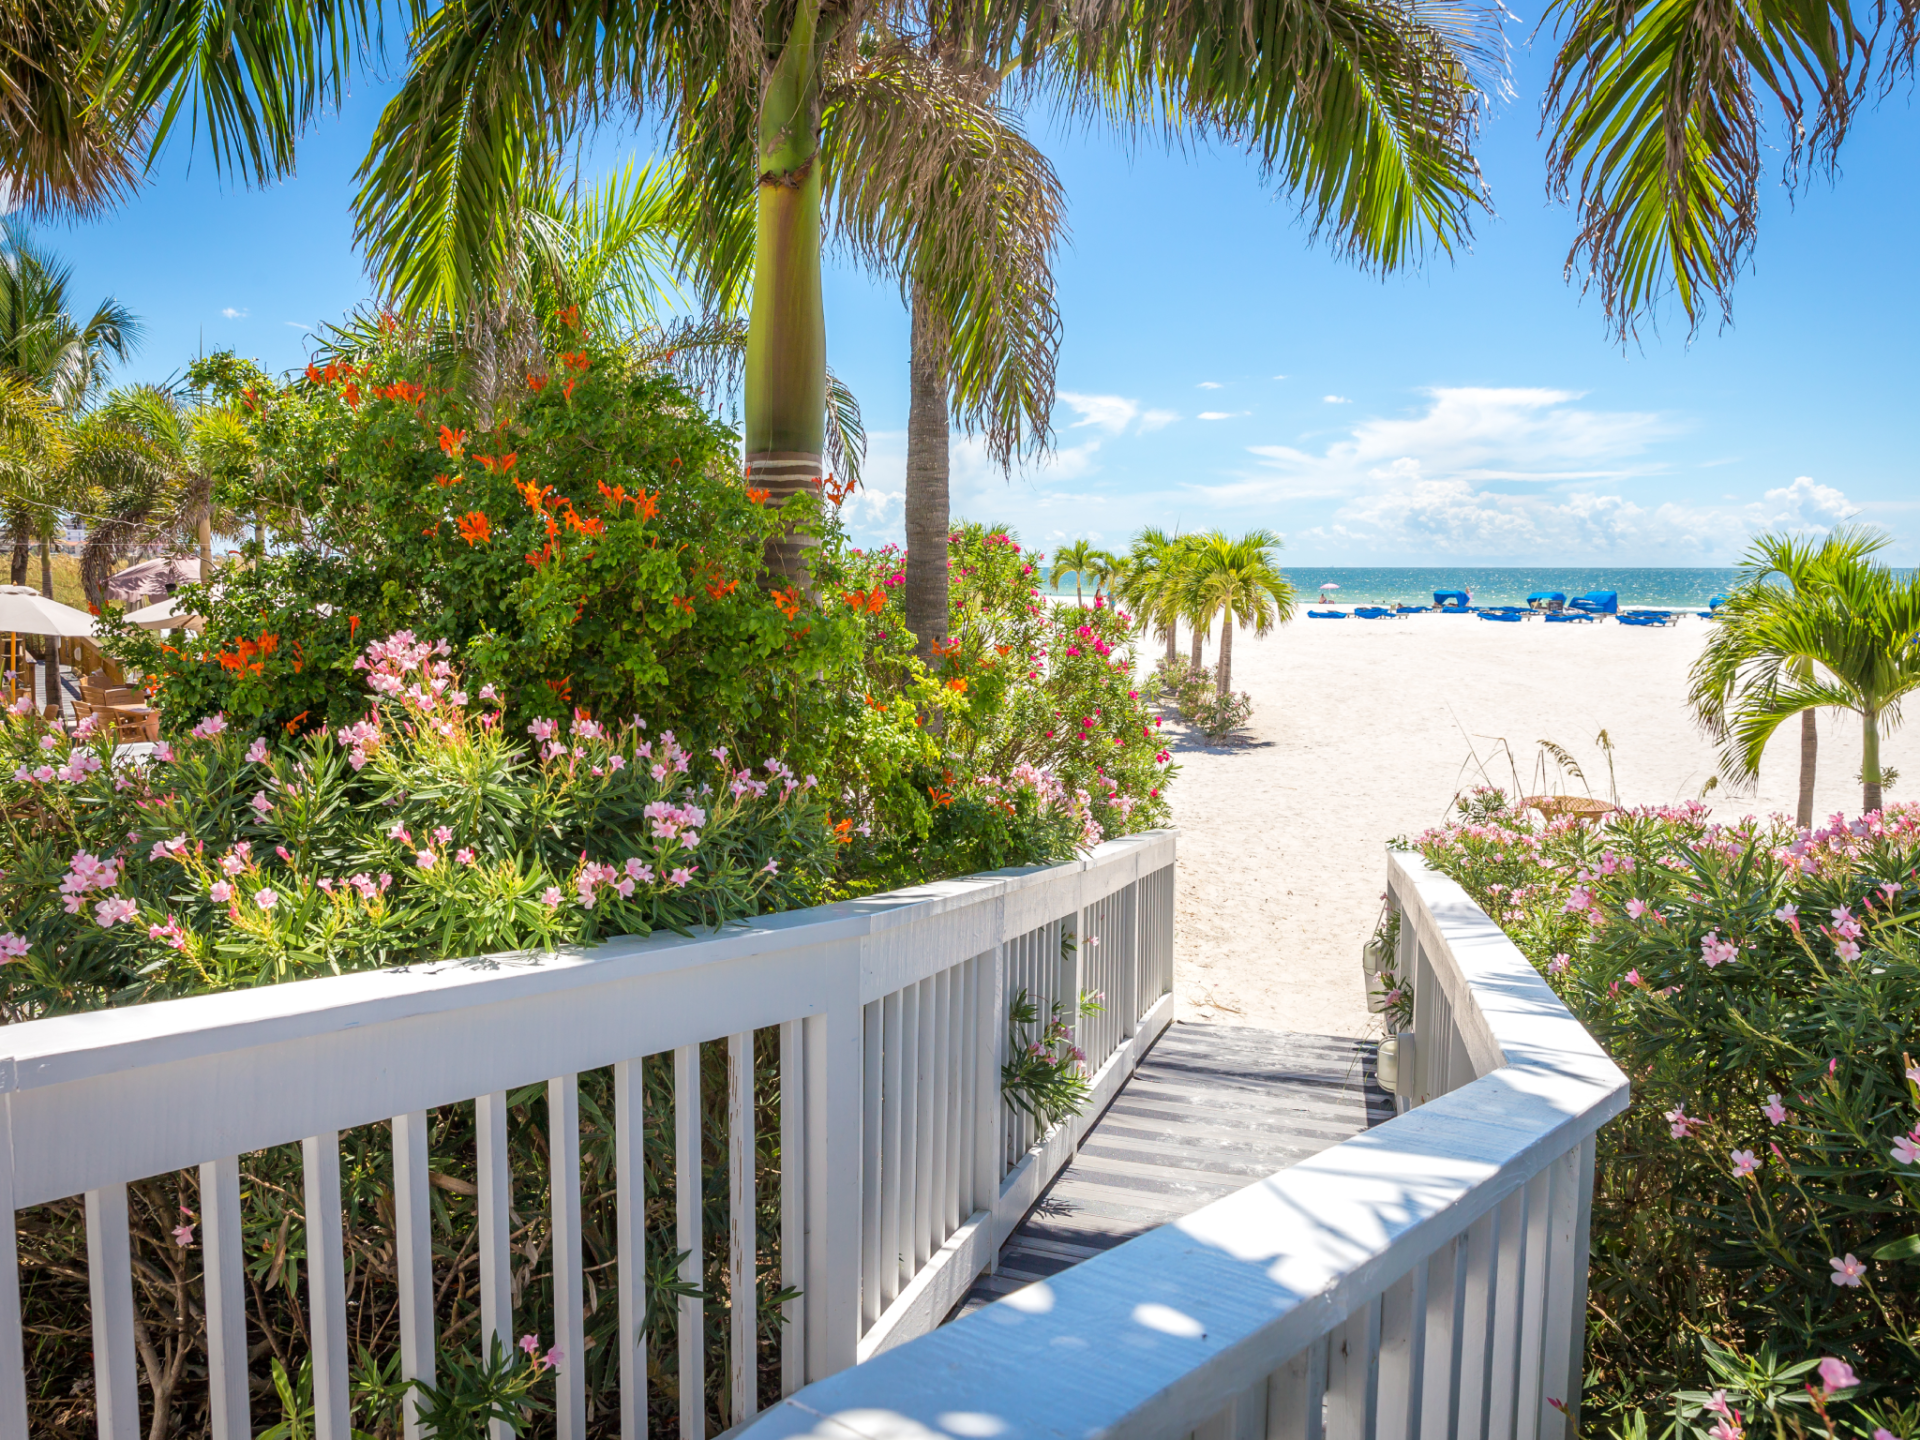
[1048, 566, 1743, 609]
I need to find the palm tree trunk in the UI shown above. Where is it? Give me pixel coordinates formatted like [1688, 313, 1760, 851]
[1796, 709, 1817, 829]
[198, 508, 212, 580]
[1189, 624, 1204, 671]
[8, 516, 27, 586]
[38, 533, 51, 598]
[1163, 622, 1176, 667]
[744, 0, 833, 588]
[903, 288, 950, 661]
[1216, 615, 1234, 694]
[1862, 705, 1883, 814]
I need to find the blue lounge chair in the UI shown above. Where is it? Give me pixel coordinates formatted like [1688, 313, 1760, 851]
[1307, 609, 1347, 619]
[1479, 610, 1524, 623]
[1569, 590, 1618, 615]
[1353, 606, 1398, 619]
[1394, 604, 1427, 614]
[1545, 612, 1593, 623]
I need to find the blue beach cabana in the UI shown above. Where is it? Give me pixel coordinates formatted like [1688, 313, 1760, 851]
[1527, 591, 1566, 612]
[1433, 590, 1472, 611]
[1569, 590, 1618, 615]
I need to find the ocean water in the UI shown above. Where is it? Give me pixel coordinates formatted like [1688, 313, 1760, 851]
[1248, 568, 1737, 609]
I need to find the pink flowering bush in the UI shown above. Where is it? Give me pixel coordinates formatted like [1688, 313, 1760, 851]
[0, 631, 834, 1012]
[1414, 790, 1920, 1428]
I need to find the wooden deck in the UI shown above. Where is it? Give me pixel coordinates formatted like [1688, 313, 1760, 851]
[951, 1021, 1395, 1319]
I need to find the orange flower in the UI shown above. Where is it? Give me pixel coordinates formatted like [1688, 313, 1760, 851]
[434, 473, 460, 488]
[478, 451, 518, 474]
[457, 511, 493, 547]
[379, 380, 425, 404]
[422, 523, 439, 536]
[928, 786, 953, 807]
[946, 678, 967, 694]
[823, 473, 858, 506]
[514, 479, 553, 514]
[634, 488, 660, 521]
[528, 373, 548, 392]
[556, 305, 581, 329]
[348, 615, 360, 642]
[562, 379, 577, 402]
[746, 487, 771, 505]
[305, 363, 326, 385]
[563, 509, 604, 537]
[545, 677, 573, 702]
[342, 381, 361, 408]
[284, 710, 310, 735]
[705, 577, 738, 600]
[438, 425, 468, 458]
[671, 594, 695, 615]
[770, 586, 803, 619]
[561, 350, 590, 372]
[830, 818, 855, 844]
[241, 386, 259, 412]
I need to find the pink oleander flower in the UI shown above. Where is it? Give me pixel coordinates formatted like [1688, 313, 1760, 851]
[416, 849, 437, 869]
[1665, 1106, 1698, 1138]
[667, 866, 694, 888]
[432, 825, 453, 846]
[1763, 1094, 1787, 1126]
[763, 859, 779, 875]
[456, 847, 476, 866]
[1818, 1356, 1860, 1391]
[1774, 903, 1797, 925]
[1699, 931, 1737, 968]
[1891, 1131, 1920, 1166]
[1705, 1391, 1733, 1418]
[94, 897, 138, 928]
[1836, 939, 1862, 962]
[1624, 968, 1643, 987]
[0, 933, 28, 960]
[479, 683, 498, 701]
[1548, 953, 1571, 975]
[624, 858, 654, 885]
[545, 1347, 564, 1372]
[1730, 1148, 1759, 1178]
[245, 737, 269, 764]
[189, 713, 228, 739]
[249, 790, 273, 819]
[172, 1223, 195, 1248]
[1709, 1418, 1742, 1440]
[209, 881, 233, 902]
[519, 1333, 540, 1359]
[1625, 898, 1649, 919]
[255, 889, 279, 911]
[541, 886, 562, 907]
[528, 718, 557, 741]
[1828, 1256, 1866, 1289]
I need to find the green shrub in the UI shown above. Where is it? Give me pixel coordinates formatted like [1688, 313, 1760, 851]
[1414, 793, 1920, 1430]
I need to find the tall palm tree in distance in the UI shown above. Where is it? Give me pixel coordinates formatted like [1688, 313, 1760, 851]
[1691, 526, 1892, 827]
[1180, 529, 1295, 695]
[1691, 529, 1920, 816]
[1051, 538, 1098, 604]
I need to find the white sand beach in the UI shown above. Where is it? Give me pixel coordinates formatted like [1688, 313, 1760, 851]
[1161, 609, 1920, 1039]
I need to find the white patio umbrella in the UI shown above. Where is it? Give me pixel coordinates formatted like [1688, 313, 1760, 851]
[121, 593, 207, 632]
[0, 585, 98, 710]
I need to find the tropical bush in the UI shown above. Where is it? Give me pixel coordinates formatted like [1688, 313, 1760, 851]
[1412, 791, 1920, 1434]
[1148, 657, 1253, 740]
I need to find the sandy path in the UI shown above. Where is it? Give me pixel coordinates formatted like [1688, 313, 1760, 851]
[1159, 609, 1919, 1038]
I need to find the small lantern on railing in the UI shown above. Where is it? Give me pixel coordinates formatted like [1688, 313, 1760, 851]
[1377, 1033, 1415, 1100]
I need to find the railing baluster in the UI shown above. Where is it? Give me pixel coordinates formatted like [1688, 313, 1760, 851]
[1516, 1168, 1554, 1440]
[391, 1114, 434, 1440]
[475, 1090, 514, 1440]
[1420, 1234, 1467, 1437]
[1377, 1261, 1428, 1438]
[930, 968, 951, 1247]
[550, 1075, 586, 1440]
[1268, 1335, 1329, 1440]
[946, 962, 965, 1235]
[860, 1001, 883, 1331]
[201, 1155, 251, 1440]
[882, 987, 906, 1302]
[898, 982, 920, 1286]
[0, 1155, 26, 1439]
[977, 945, 1005, 1212]
[302, 1133, 352, 1440]
[613, 1057, 649, 1438]
[1456, 1203, 1500, 1440]
[84, 1183, 139, 1440]
[779, 1022, 806, 1397]
[1487, 1186, 1530, 1440]
[675, 1043, 705, 1440]
[1541, 1137, 1596, 1438]
[728, 1031, 758, 1424]
[1326, 1293, 1382, 1440]
[913, 976, 936, 1268]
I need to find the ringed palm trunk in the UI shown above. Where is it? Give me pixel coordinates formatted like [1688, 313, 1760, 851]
[8, 517, 27, 586]
[37, 533, 51, 598]
[903, 286, 950, 660]
[1862, 704, 1883, 814]
[198, 505, 213, 580]
[1189, 623, 1203, 671]
[744, 0, 834, 588]
[1797, 709, 1818, 829]
[1216, 611, 1234, 694]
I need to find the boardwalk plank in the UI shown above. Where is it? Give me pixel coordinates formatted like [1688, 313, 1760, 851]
[947, 1023, 1392, 1322]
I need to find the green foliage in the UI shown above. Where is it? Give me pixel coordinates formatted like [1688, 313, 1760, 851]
[1001, 985, 1103, 1128]
[1414, 793, 1920, 1422]
[1149, 656, 1253, 740]
[98, 327, 862, 763]
[405, 1336, 553, 1440]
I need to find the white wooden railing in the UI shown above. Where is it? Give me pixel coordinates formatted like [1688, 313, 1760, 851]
[0, 830, 1176, 1438]
[735, 849, 1630, 1440]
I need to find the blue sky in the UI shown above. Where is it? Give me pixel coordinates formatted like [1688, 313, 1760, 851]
[42, 31, 1919, 565]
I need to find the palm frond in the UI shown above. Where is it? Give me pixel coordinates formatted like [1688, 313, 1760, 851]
[0, 0, 145, 217]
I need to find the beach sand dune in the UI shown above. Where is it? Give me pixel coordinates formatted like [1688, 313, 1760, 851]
[1160, 609, 1919, 1038]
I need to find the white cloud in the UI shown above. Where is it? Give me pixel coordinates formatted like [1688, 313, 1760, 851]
[1197, 381, 1223, 390]
[284, 320, 314, 331]
[222, 306, 249, 320]
[1272, 375, 1288, 381]
[843, 428, 1109, 548]
[1059, 392, 1138, 434]
[1323, 395, 1351, 405]
[1197, 411, 1246, 421]
[1139, 410, 1180, 433]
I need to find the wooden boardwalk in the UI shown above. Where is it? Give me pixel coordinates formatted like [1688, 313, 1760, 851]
[952, 1021, 1394, 1319]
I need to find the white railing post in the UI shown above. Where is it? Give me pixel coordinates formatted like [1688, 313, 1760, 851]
[200, 1154, 252, 1440]
[303, 1133, 352, 1440]
[1119, 877, 1140, 1037]
[675, 1043, 706, 1440]
[84, 1183, 139, 1440]
[728, 1031, 758, 1424]
[550, 1074, 586, 1440]
[613, 1057, 650, 1436]
[778, 1021, 806, 1397]
[802, 997, 864, 1380]
[475, 1092, 514, 1440]
[0, 1111, 24, 1440]
[392, 1112, 435, 1440]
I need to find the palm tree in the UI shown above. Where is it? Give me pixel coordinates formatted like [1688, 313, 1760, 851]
[1541, 0, 1915, 338]
[1085, 548, 1121, 600]
[1692, 533, 1920, 816]
[1117, 527, 1188, 667]
[1051, 539, 1099, 604]
[1691, 527, 1892, 827]
[1179, 530, 1295, 695]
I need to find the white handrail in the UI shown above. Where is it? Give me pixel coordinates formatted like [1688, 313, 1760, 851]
[0, 830, 1178, 1436]
[733, 850, 1629, 1440]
